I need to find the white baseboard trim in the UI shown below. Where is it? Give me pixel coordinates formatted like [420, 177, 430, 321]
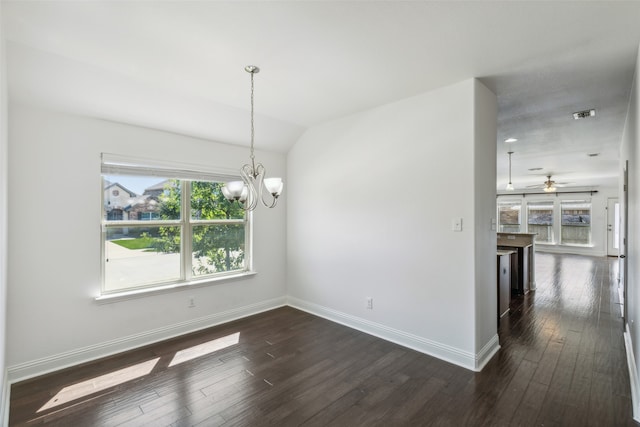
[535, 246, 606, 257]
[624, 325, 640, 423]
[1, 369, 9, 427]
[287, 296, 499, 372]
[476, 333, 501, 371]
[7, 297, 286, 383]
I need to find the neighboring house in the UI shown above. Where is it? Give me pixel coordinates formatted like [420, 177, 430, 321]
[143, 179, 173, 198]
[103, 181, 168, 221]
[103, 182, 137, 221]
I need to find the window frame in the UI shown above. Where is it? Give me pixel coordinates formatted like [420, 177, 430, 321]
[98, 154, 253, 300]
[526, 199, 555, 244]
[497, 199, 522, 232]
[560, 199, 592, 246]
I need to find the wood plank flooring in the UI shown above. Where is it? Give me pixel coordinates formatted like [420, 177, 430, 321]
[9, 253, 638, 426]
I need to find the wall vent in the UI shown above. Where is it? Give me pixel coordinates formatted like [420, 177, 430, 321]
[573, 109, 595, 120]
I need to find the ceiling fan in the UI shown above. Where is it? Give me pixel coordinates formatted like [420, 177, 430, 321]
[526, 175, 571, 192]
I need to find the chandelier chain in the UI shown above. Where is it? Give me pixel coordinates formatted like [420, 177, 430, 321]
[250, 71, 255, 167]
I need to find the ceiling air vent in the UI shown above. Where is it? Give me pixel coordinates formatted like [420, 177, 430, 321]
[573, 109, 595, 120]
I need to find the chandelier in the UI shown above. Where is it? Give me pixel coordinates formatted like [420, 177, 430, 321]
[221, 66, 283, 210]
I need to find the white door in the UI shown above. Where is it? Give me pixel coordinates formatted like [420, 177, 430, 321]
[607, 198, 620, 257]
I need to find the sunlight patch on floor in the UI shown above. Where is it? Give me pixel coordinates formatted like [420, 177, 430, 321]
[168, 332, 240, 367]
[38, 357, 160, 413]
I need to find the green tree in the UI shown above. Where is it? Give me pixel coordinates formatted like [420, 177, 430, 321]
[154, 179, 246, 274]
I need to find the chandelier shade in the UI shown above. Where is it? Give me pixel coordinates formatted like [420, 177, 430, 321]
[221, 65, 283, 211]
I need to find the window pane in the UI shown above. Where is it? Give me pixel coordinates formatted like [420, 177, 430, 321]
[104, 226, 181, 292]
[191, 181, 245, 220]
[192, 224, 245, 276]
[561, 200, 591, 245]
[528, 201, 554, 243]
[498, 200, 521, 232]
[103, 175, 180, 221]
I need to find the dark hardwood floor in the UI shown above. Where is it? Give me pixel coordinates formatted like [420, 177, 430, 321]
[9, 253, 638, 426]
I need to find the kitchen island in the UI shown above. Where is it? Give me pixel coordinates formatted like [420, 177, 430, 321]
[497, 232, 536, 294]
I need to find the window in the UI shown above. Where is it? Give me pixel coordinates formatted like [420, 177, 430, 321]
[527, 200, 554, 243]
[561, 200, 591, 245]
[497, 200, 521, 232]
[139, 212, 160, 221]
[101, 155, 250, 295]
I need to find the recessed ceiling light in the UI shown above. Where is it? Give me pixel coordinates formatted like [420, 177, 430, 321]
[587, 153, 599, 157]
[504, 138, 518, 143]
[573, 109, 596, 120]
[528, 167, 543, 171]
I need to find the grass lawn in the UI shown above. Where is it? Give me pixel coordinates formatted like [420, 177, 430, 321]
[111, 237, 156, 250]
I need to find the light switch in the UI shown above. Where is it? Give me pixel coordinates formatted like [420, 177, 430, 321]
[491, 218, 496, 231]
[452, 217, 463, 232]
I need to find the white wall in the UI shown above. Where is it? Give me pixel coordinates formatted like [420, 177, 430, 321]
[6, 104, 287, 380]
[473, 81, 499, 356]
[287, 79, 498, 370]
[621, 44, 640, 421]
[497, 187, 618, 258]
[0, 2, 9, 422]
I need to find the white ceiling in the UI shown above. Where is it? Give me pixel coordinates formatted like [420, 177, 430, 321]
[4, 1, 640, 190]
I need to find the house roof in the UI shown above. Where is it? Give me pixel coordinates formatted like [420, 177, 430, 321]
[103, 182, 137, 198]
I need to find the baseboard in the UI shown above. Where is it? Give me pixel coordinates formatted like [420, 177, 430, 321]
[1, 368, 9, 427]
[7, 297, 286, 383]
[476, 333, 501, 371]
[535, 246, 606, 257]
[287, 296, 499, 372]
[624, 325, 640, 423]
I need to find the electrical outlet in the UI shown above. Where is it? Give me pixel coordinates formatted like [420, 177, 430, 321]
[188, 296, 195, 308]
[366, 297, 373, 309]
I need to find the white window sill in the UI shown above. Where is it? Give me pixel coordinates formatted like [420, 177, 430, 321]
[95, 271, 257, 304]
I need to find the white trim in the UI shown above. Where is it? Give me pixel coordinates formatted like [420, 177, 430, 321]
[1, 368, 8, 427]
[7, 297, 286, 383]
[95, 271, 257, 303]
[287, 296, 499, 372]
[535, 245, 606, 257]
[624, 326, 640, 423]
[475, 334, 501, 371]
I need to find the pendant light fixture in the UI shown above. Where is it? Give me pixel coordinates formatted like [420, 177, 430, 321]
[221, 66, 283, 211]
[506, 151, 514, 191]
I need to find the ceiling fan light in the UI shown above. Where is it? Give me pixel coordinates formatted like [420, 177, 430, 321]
[544, 186, 556, 192]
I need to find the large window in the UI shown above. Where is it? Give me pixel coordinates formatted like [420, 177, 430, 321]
[101, 156, 249, 295]
[561, 199, 591, 245]
[527, 200, 554, 243]
[497, 200, 521, 232]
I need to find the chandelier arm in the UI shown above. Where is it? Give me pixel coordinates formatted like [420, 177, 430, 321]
[239, 164, 259, 211]
[252, 163, 277, 208]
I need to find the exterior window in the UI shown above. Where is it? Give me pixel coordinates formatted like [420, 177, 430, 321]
[139, 212, 160, 221]
[528, 201, 554, 243]
[101, 169, 249, 294]
[498, 200, 521, 232]
[561, 200, 591, 245]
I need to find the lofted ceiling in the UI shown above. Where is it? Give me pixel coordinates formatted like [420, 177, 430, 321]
[3, 1, 640, 191]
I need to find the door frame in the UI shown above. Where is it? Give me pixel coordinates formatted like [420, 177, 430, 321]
[607, 197, 620, 257]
